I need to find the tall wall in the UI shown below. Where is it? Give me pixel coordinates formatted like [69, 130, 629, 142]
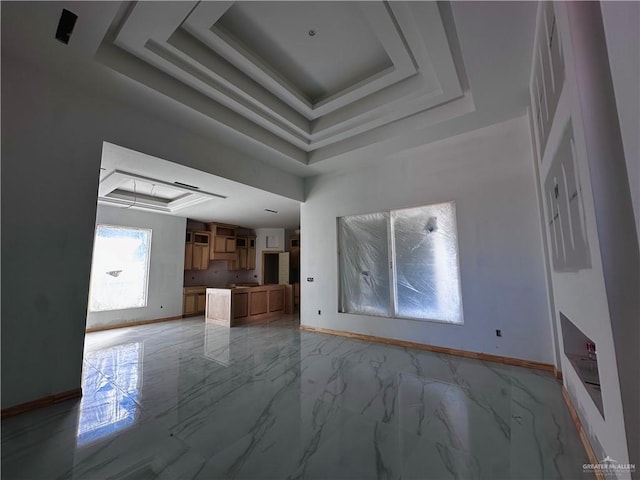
[529, 2, 638, 472]
[301, 115, 554, 364]
[85, 205, 186, 329]
[0, 56, 302, 409]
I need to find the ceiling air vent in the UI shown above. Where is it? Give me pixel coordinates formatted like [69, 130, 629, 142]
[55, 9, 78, 45]
[173, 181, 199, 190]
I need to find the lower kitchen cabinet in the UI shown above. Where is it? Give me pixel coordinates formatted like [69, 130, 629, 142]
[183, 286, 207, 316]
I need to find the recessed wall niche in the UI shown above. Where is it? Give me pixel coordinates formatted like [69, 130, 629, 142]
[532, 1, 565, 158]
[544, 121, 591, 272]
[560, 312, 603, 417]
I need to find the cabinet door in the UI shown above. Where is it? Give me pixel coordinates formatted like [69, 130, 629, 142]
[184, 243, 193, 270]
[233, 292, 248, 318]
[250, 291, 268, 315]
[184, 294, 196, 315]
[197, 293, 206, 313]
[214, 236, 226, 253]
[239, 248, 248, 269]
[247, 248, 256, 270]
[193, 245, 203, 270]
[226, 237, 236, 252]
[199, 245, 209, 270]
[269, 288, 284, 312]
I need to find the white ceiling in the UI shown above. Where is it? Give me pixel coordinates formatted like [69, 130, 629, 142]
[1, 1, 537, 178]
[99, 142, 301, 229]
[216, 2, 393, 102]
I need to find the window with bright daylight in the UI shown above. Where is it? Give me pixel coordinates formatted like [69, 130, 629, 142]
[89, 225, 152, 312]
[338, 201, 463, 324]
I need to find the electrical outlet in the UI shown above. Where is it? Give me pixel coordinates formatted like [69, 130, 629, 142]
[496, 330, 502, 337]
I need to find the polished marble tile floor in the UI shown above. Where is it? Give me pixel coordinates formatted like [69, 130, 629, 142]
[2, 315, 590, 479]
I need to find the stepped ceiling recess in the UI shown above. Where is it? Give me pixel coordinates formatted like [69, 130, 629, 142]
[99, 1, 468, 166]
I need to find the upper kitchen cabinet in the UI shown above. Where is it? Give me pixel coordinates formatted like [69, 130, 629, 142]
[208, 223, 237, 261]
[230, 236, 256, 271]
[184, 230, 210, 271]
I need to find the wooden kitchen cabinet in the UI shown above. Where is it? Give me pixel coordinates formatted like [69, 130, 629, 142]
[196, 293, 206, 313]
[208, 223, 238, 261]
[214, 236, 227, 253]
[233, 291, 248, 319]
[183, 286, 207, 316]
[247, 236, 256, 270]
[230, 236, 255, 271]
[183, 293, 196, 315]
[238, 248, 248, 269]
[184, 231, 194, 271]
[205, 285, 285, 326]
[247, 250, 256, 270]
[192, 231, 210, 270]
[213, 235, 235, 254]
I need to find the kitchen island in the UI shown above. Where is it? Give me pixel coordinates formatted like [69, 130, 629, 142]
[205, 284, 285, 327]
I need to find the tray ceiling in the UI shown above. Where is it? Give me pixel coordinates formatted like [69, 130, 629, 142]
[215, 1, 393, 103]
[99, 1, 469, 165]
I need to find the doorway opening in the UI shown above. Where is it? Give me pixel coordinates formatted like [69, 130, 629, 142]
[263, 252, 280, 284]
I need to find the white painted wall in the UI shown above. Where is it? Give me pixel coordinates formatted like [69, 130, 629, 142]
[85, 205, 185, 329]
[529, 2, 637, 470]
[0, 57, 302, 409]
[600, 1, 640, 250]
[301, 116, 554, 364]
[254, 228, 286, 284]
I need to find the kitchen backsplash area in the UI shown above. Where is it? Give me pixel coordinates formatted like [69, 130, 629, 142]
[183, 260, 257, 287]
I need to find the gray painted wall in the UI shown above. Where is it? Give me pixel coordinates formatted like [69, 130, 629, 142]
[0, 56, 302, 409]
[301, 115, 554, 364]
[85, 205, 185, 329]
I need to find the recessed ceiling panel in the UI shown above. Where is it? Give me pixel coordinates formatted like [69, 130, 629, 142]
[118, 179, 185, 200]
[215, 2, 393, 103]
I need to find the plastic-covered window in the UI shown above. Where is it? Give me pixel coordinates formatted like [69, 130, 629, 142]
[338, 202, 463, 324]
[338, 212, 391, 316]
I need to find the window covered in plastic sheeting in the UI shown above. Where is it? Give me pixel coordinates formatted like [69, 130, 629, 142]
[338, 201, 463, 324]
[338, 212, 391, 316]
[391, 203, 462, 323]
[89, 225, 152, 312]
